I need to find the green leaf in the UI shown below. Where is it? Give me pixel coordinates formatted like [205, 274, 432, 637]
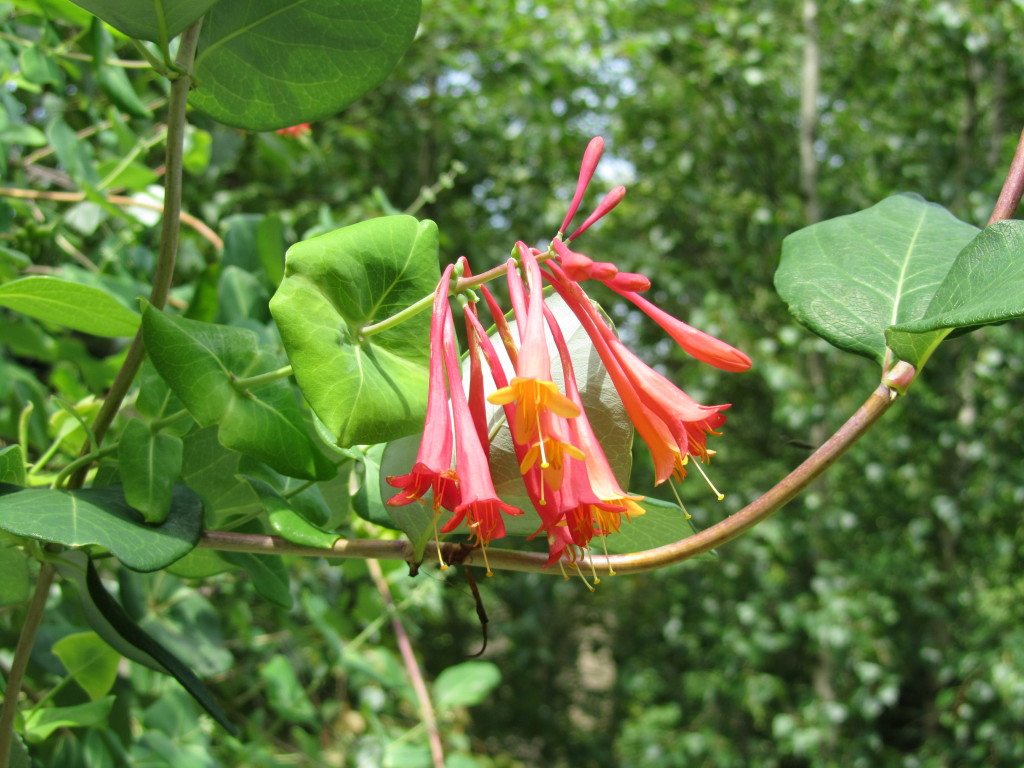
[0, 483, 203, 571]
[52, 631, 121, 700]
[433, 661, 501, 711]
[141, 305, 334, 480]
[0, 444, 26, 486]
[241, 475, 340, 550]
[22, 697, 115, 742]
[775, 194, 979, 364]
[0, 545, 31, 606]
[601, 496, 713, 558]
[0, 276, 140, 337]
[259, 655, 317, 724]
[20, 44, 62, 86]
[118, 419, 184, 524]
[189, 0, 421, 131]
[887, 220, 1024, 366]
[270, 215, 440, 447]
[220, 548, 292, 609]
[53, 551, 236, 734]
[67, 0, 218, 44]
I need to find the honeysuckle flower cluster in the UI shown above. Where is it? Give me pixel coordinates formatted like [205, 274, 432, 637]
[387, 137, 751, 574]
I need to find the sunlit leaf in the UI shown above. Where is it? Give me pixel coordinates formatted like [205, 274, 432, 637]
[67, 0, 218, 44]
[0, 276, 139, 337]
[52, 631, 121, 700]
[776, 194, 979, 364]
[271, 215, 439, 447]
[433, 661, 501, 711]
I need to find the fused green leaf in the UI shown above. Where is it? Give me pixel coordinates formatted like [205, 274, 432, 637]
[189, 0, 421, 130]
[776, 194, 979, 364]
[271, 215, 440, 447]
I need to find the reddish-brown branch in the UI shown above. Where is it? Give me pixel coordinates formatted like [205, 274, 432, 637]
[988, 126, 1024, 225]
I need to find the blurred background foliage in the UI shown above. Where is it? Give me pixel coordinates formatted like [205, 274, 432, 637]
[2, 0, 1024, 766]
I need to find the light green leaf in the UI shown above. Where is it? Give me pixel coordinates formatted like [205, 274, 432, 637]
[141, 305, 334, 480]
[887, 220, 1024, 365]
[433, 661, 501, 711]
[0, 444, 26, 486]
[189, 0, 421, 130]
[0, 276, 140, 337]
[0, 545, 31, 606]
[67, 0, 218, 44]
[119, 419, 184, 524]
[0, 483, 203, 571]
[52, 631, 121, 700]
[259, 655, 316, 724]
[23, 697, 115, 743]
[776, 194, 979, 364]
[270, 215, 440, 447]
[241, 475, 340, 550]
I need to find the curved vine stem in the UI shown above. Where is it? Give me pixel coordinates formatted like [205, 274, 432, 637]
[199, 378, 898, 574]
[987, 126, 1024, 225]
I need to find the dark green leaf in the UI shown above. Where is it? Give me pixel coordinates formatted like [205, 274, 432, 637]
[189, 0, 421, 130]
[141, 305, 334, 480]
[0, 276, 140, 337]
[270, 215, 439, 447]
[53, 551, 236, 734]
[67, 0, 218, 44]
[0, 483, 202, 571]
[220, 549, 292, 609]
[118, 419, 184, 524]
[887, 220, 1024, 366]
[776, 194, 979, 364]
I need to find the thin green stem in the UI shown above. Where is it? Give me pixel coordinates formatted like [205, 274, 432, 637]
[197, 379, 898, 573]
[68, 19, 203, 490]
[51, 445, 118, 490]
[0, 564, 55, 768]
[231, 366, 294, 391]
[359, 260, 515, 338]
[149, 408, 192, 432]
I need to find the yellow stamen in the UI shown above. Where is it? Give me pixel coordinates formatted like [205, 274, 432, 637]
[668, 479, 693, 520]
[691, 455, 725, 500]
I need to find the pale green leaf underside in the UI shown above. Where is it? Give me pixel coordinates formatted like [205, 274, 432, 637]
[776, 194, 979, 364]
[189, 0, 420, 130]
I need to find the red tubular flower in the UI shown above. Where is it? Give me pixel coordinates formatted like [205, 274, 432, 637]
[568, 185, 626, 242]
[608, 284, 752, 372]
[559, 136, 604, 236]
[386, 265, 460, 512]
[439, 307, 522, 550]
[275, 123, 311, 138]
